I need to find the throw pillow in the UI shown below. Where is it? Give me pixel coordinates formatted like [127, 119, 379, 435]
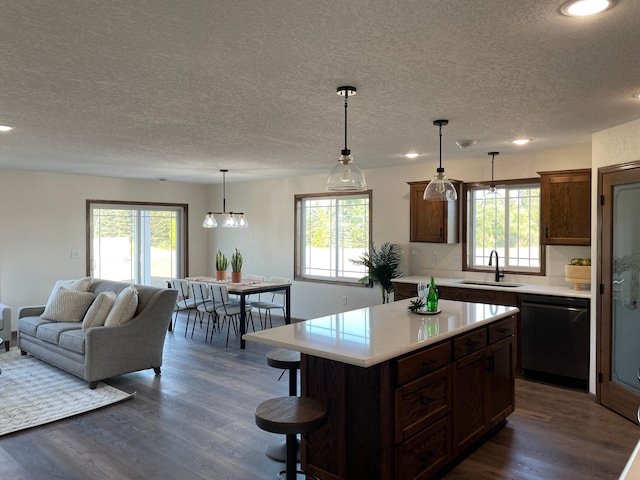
[82, 291, 117, 330]
[41, 286, 96, 322]
[104, 286, 139, 326]
[46, 277, 92, 307]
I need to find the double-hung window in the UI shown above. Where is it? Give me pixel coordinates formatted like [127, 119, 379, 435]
[87, 200, 188, 287]
[294, 191, 371, 285]
[463, 180, 544, 275]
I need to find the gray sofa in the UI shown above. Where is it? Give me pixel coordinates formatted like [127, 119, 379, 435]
[18, 279, 177, 388]
[0, 303, 10, 351]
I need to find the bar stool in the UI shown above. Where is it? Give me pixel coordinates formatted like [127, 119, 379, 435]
[255, 396, 327, 480]
[265, 348, 301, 461]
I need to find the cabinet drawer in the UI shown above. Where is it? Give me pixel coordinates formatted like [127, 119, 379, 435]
[396, 342, 451, 385]
[453, 329, 487, 360]
[395, 282, 417, 301]
[395, 366, 450, 442]
[488, 316, 515, 344]
[396, 415, 451, 480]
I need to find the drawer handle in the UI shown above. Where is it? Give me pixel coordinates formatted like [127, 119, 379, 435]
[498, 327, 510, 333]
[466, 340, 480, 347]
[422, 359, 437, 368]
[420, 397, 435, 406]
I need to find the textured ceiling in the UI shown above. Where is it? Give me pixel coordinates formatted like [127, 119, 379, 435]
[0, 1, 638, 184]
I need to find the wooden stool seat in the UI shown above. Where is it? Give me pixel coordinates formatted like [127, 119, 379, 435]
[255, 396, 327, 480]
[255, 396, 326, 435]
[266, 348, 301, 370]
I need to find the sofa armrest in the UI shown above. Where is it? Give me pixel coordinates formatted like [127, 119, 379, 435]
[18, 305, 45, 318]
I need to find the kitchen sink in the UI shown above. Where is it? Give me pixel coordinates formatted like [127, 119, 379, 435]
[453, 280, 523, 288]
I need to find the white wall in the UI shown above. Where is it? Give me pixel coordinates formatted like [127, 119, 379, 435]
[0, 170, 210, 331]
[208, 143, 593, 320]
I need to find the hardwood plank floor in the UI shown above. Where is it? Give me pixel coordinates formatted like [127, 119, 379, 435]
[1, 312, 639, 480]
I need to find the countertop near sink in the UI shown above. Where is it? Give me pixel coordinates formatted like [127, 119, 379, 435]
[393, 276, 591, 299]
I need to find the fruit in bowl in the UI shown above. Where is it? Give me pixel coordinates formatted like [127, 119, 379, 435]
[570, 257, 591, 266]
[565, 259, 591, 290]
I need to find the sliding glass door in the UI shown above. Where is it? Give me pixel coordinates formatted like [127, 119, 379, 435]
[88, 201, 187, 288]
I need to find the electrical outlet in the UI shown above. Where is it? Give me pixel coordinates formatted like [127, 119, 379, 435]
[431, 254, 437, 264]
[342, 296, 348, 305]
[71, 250, 80, 259]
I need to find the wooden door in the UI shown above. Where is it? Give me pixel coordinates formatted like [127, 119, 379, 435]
[599, 162, 640, 423]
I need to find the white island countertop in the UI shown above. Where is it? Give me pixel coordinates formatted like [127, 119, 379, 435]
[243, 299, 519, 368]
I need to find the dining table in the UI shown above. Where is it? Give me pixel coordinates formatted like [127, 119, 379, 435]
[186, 277, 292, 349]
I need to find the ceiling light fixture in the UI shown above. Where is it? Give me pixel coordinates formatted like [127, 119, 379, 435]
[405, 152, 419, 159]
[423, 119, 458, 201]
[633, 92, 640, 99]
[561, 0, 613, 16]
[512, 138, 530, 145]
[202, 169, 247, 228]
[0, 125, 13, 132]
[456, 140, 477, 149]
[326, 86, 366, 192]
[485, 151, 502, 200]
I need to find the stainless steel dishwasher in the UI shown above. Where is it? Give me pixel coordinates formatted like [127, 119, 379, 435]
[520, 294, 590, 390]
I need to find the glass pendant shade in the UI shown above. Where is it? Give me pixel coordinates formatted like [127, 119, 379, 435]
[202, 169, 247, 228]
[327, 152, 366, 192]
[423, 169, 458, 200]
[326, 86, 366, 192]
[483, 152, 502, 200]
[423, 119, 457, 201]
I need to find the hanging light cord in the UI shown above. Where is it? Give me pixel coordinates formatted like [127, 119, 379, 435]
[222, 169, 227, 213]
[437, 122, 443, 172]
[343, 90, 349, 155]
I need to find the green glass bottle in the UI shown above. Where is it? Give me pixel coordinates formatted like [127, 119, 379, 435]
[427, 276, 439, 312]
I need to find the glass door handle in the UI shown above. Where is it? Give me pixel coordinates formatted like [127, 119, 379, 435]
[637, 366, 640, 382]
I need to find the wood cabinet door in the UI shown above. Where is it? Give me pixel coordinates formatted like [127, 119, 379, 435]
[452, 349, 487, 455]
[486, 336, 515, 429]
[408, 182, 460, 243]
[540, 169, 591, 245]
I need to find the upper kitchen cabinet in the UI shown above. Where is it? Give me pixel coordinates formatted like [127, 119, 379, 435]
[539, 169, 591, 246]
[408, 180, 461, 243]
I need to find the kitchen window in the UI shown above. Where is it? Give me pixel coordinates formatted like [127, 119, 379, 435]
[294, 191, 371, 285]
[87, 200, 188, 287]
[463, 180, 544, 275]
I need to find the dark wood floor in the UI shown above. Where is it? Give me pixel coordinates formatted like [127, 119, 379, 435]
[1, 311, 639, 480]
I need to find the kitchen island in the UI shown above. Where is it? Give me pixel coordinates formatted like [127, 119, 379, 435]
[244, 299, 519, 480]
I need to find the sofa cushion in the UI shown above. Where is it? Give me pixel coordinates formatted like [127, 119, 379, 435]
[36, 321, 82, 345]
[58, 329, 86, 354]
[46, 277, 92, 306]
[82, 291, 117, 330]
[105, 286, 138, 326]
[18, 316, 51, 337]
[41, 286, 96, 322]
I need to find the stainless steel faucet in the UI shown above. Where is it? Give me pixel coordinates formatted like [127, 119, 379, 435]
[488, 250, 505, 283]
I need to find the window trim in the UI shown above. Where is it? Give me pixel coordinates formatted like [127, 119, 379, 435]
[294, 190, 372, 287]
[86, 199, 189, 280]
[461, 178, 545, 277]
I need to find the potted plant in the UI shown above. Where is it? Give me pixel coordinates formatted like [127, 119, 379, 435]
[231, 248, 243, 283]
[351, 242, 403, 304]
[215, 249, 228, 281]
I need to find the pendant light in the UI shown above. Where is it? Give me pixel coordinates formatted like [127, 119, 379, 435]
[326, 86, 366, 192]
[423, 119, 458, 201]
[202, 169, 247, 228]
[484, 151, 501, 200]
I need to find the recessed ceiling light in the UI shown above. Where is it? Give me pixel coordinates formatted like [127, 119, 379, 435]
[561, 0, 613, 17]
[0, 125, 13, 132]
[512, 139, 531, 145]
[405, 153, 419, 159]
[633, 92, 640, 99]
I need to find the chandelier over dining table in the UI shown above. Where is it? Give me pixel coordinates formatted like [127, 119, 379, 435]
[202, 169, 247, 228]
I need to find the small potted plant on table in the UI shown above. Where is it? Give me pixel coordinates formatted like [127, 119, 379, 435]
[231, 248, 243, 283]
[215, 249, 228, 281]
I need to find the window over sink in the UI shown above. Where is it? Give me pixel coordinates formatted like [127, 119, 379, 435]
[462, 179, 545, 276]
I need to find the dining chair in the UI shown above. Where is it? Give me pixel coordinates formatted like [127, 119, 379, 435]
[209, 284, 255, 347]
[250, 277, 289, 329]
[190, 281, 216, 340]
[168, 278, 201, 332]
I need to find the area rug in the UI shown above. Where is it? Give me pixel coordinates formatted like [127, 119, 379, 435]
[0, 349, 135, 436]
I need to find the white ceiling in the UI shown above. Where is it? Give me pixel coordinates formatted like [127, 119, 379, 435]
[0, 1, 638, 185]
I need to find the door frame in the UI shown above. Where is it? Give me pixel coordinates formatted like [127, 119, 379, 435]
[597, 160, 640, 422]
